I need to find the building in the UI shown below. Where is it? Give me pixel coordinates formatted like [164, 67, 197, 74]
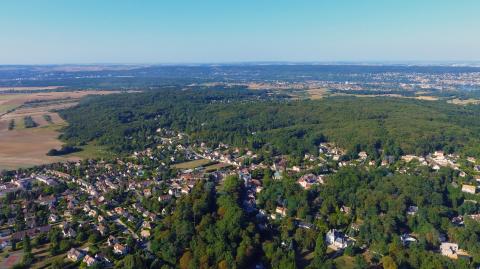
[141, 229, 151, 238]
[358, 151, 368, 160]
[67, 248, 85, 262]
[462, 184, 476, 194]
[107, 235, 118, 246]
[400, 233, 417, 246]
[83, 255, 97, 267]
[407, 206, 418, 216]
[275, 206, 287, 218]
[297, 174, 323, 189]
[440, 242, 470, 260]
[326, 229, 351, 250]
[63, 227, 76, 238]
[113, 243, 127, 255]
[0, 238, 10, 250]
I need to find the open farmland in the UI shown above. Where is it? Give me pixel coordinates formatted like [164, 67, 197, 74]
[0, 90, 121, 170]
[0, 86, 65, 92]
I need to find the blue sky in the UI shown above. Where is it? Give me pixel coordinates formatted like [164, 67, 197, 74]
[0, 0, 479, 64]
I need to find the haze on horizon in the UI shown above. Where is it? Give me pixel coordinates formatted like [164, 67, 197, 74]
[0, 0, 479, 65]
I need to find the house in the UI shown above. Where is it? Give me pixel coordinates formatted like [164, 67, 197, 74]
[49, 214, 59, 223]
[107, 235, 118, 246]
[340, 206, 351, 215]
[37, 195, 56, 206]
[63, 227, 77, 238]
[142, 221, 152, 229]
[113, 243, 128, 255]
[291, 166, 301, 172]
[67, 248, 85, 262]
[158, 194, 172, 202]
[297, 174, 322, 189]
[0, 238, 10, 250]
[400, 233, 417, 246]
[95, 253, 111, 265]
[141, 229, 151, 238]
[143, 188, 152, 197]
[326, 229, 351, 250]
[462, 184, 477, 194]
[88, 210, 97, 218]
[434, 151, 445, 158]
[275, 206, 287, 217]
[297, 221, 314, 230]
[407, 206, 418, 216]
[440, 242, 470, 260]
[83, 255, 97, 267]
[452, 216, 464, 226]
[114, 207, 126, 216]
[35, 175, 57, 186]
[97, 223, 107, 236]
[358, 151, 368, 160]
[468, 214, 480, 222]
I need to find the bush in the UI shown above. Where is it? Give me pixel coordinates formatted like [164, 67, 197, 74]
[23, 116, 38, 128]
[47, 145, 81, 156]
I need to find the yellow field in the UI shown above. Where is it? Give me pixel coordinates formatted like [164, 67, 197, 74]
[448, 98, 480, 105]
[307, 88, 329, 99]
[0, 90, 121, 170]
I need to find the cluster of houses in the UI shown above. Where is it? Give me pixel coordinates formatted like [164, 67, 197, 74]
[4, 126, 480, 267]
[67, 247, 112, 266]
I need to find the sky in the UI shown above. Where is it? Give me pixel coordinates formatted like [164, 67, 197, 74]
[0, 0, 479, 64]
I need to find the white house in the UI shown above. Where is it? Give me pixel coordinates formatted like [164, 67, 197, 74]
[326, 229, 351, 250]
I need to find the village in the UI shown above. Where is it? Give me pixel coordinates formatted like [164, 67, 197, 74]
[1, 127, 480, 268]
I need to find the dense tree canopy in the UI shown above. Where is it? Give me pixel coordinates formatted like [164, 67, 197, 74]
[60, 87, 480, 158]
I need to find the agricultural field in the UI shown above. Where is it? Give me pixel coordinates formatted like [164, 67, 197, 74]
[0, 90, 120, 170]
[306, 88, 329, 99]
[0, 86, 64, 92]
[448, 98, 480, 105]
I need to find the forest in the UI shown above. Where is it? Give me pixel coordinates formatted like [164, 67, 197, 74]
[59, 87, 480, 159]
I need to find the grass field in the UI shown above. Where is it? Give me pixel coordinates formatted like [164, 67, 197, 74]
[334, 255, 356, 269]
[204, 162, 231, 172]
[173, 159, 213, 169]
[66, 141, 114, 160]
[0, 103, 18, 115]
[306, 88, 329, 99]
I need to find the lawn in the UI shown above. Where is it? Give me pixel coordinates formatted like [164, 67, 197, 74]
[334, 255, 356, 269]
[66, 141, 114, 160]
[0, 104, 18, 115]
[204, 162, 231, 172]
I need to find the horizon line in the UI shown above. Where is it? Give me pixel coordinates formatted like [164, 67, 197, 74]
[2, 60, 480, 67]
